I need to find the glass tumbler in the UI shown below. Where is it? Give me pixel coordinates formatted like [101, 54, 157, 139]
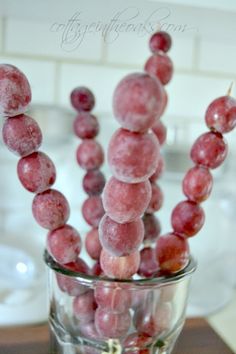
[45, 251, 196, 354]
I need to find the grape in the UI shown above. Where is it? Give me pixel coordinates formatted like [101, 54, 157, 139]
[83, 170, 105, 196]
[146, 183, 163, 214]
[73, 112, 99, 139]
[138, 247, 160, 277]
[152, 120, 167, 146]
[79, 321, 100, 340]
[113, 73, 164, 132]
[149, 31, 172, 53]
[2, 115, 42, 156]
[205, 95, 236, 134]
[85, 228, 102, 260]
[108, 128, 160, 183]
[70, 86, 95, 112]
[123, 332, 152, 354]
[32, 189, 70, 230]
[103, 177, 151, 223]
[76, 139, 104, 171]
[94, 282, 132, 312]
[100, 249, 140, 279]
[142, 213, 161, 243]
[155, 233, 189, 273]
[73, 290, 97, 323]
[91, 261, 103, 277]
[190, 131, 228, 169]
[95, 307, 131, 338]
[17, 151, 56, 193]
[149, 155, 165, 182]
[171, 200, 205, 237]
[99, 214, 144, 256]
[47, 224, 81, 264]
[82, 196, 105, 228]
[182, 166, 213, 203]
[144, 53, 173, 85]
[0, 64, 31, 117]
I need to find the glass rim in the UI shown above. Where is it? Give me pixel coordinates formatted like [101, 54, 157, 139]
[44, 250, 197, 287]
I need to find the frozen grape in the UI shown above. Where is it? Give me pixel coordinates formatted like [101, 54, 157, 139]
[100, 249, 140, 279]
[171, 200, 205, 237]
[47, 224, 81, 264]
[182, 166, 213, 203]
[73, 112, 99, 139]
[95, 307, 131, 338]
[82, 196, 105, 228]
[99, 214, 144, 256]
[205, 95, 236, 134]
[149, 31, 172, 53]
[149, 155, 165, 182]
[76, 139, 104, 170]
[113, 73, 164, 132]
[0, 64, 31, 117]
[144, 53, 173, 85]
[17, 151, 56, 193]
[70, 86, 95, 112]
[83, 170, 105, 196]
[103, 177, 151, 223]
[143, 213, 161, 243]
[152, 120, 167, 146]
[155, 233, 189, 273]
[124, 332, 152, 354]
[2, 114, 42, 156]
[73, 290, 97, 323]
[32, 189, 70, 230]
[95, 282, 132, 312]
[85, 228, 102, 260]
[138, 247, 160, 277]
[108, 128, 160, 183]
[190, 131, 228, 169]
[92, 261, 103, 277]
[146, 183, 163, 214]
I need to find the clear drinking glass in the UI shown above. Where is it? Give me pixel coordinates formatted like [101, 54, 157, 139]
[45, 250, 196, 354]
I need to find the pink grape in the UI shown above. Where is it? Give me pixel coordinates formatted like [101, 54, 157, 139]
[142, 213, 161, 243]
[83, 170, 105, 196]
[99, 214, 144, 256]
[73, 112, 99, 139]
[144, 53, 173, 85]
[0, 64, 31, 117]
[182, 166, 213, 203]
[152, 120, 167, 146]
[17, 151, 56, 193]
[190, 131, 228, 169]
[171, 200, 205, 237]
[2, 114, 42, 156]
[103, 177, 151, 223]
[85, 229, 102, 260]
[82, 196, 105, 228]
[94, 282, 132, 313]
[47, 224, 81, 264]
[205, 95, 236, 134]
[149, 31, 172, 53]
[155, 233, 189, 273]
[123, 332, 152, 354]
[76, 139, 104, 170]
[100, 249, 140, 279]
[91, 261, 103, 276]
[79, 321, 100, 340]
[138, 247, 160, 277]
[149, 155, 165, 182]
[32, 189, 70, 230]
[95, 307, 131, 338]
[108, 128, 160, 183]
[73, 290, 97, 323]
[146, 183, 163, 214]
[113, 73, 164, 132]
[70, 86, 95, 112]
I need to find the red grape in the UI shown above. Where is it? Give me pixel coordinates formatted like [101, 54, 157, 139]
[70, 86, 95, 112]
[144, 53, 173, 85]
[123, 332, 152, 354]
[0, 64, 31, 117]
[113, 73, 164, 132]
[91, 261, 103, 277]
[149, 155, 165, 182]
[142, 213, 161, 243]
[182, 166, 213, 203]
[2, 114, 42, 156]
[149, 31, 172, 53]
[103, 177, 151, 223]
[47, 224, 81, 264]
[152, 120, 167, 146]
[108, 128, 160, 183]
[138, 247, 160, 277]
[82, 170, 105, 196]
[85, 229, 102, 260]
[190, 131, 228, 169]
[95, 307, 131, 338]
[76, 139, 104, 170]
[146, 183, 163, 214]
[73, 290, 97, 323]
[73, 112, 99, 139]
[82, 196, 105, 228]
[17, 151, 56, 193]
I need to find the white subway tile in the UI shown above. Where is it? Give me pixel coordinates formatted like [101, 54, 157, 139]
[5, 18, 103, 61]
[0, 56, 56, 104]
[170, 34, 195, 70]
[59, 63, 132, 112]
[199, 39, 236, 74]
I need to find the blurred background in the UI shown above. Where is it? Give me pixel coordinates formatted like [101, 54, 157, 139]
[0, 0, 236, 348]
